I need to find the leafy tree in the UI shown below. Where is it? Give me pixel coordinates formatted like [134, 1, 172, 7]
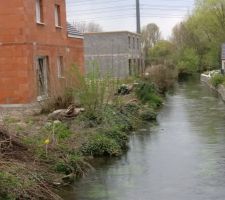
[141, 23, 161, 62]
[148, 40, 174, 65]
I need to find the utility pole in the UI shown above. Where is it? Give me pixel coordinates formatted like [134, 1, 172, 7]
[136, 0, 141, 34]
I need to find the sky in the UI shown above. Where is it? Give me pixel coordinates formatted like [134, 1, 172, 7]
[66, 0, 195, 39]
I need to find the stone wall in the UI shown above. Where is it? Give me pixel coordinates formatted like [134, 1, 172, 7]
[201, 74, 225, 102]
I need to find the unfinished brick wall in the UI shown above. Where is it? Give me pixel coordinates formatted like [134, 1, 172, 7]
[0, 0, 84, 104]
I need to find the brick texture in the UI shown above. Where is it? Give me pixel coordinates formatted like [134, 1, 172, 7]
[0, 0, 84, 104]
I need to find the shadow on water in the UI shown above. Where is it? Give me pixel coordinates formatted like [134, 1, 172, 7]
[62, 75, 225, 200]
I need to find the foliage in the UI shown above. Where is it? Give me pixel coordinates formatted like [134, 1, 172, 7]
[145, 65, 177, 93]
[140, 108, 157, 121]
[136, 81, 163, 109]
[147, 40, 175, 65]
[41, 88, 74, 114]
[81, 133, 122, 157]
[142, 23, 161, 64]
[211, 74, 225, 87]
[68, 65, 119, 121]
[55, 152, 90, 177]
[176, 48, 200, 75]
[171, 0, 225, 74]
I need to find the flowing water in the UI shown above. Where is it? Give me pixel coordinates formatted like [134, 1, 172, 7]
[63, 77, 225, 200]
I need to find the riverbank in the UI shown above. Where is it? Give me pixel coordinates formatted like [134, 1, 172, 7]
[0, 76, 166, 199]
[201, 73, 225, 101]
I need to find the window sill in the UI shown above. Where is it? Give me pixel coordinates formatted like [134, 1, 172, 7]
[36, 22, 45, 26]
[58, 76, 65, 79]
[56, 25, 63, 29]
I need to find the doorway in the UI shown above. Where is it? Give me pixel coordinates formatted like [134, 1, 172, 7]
[36, 56, 49, 100]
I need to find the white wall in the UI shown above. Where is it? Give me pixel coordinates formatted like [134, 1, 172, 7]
[222, 60, 225, 70]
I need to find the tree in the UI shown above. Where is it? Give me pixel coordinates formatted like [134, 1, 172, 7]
[148, 40, 174, 65]
[170, 0, 225, 73]
[141, 23, 161, 59]
[73, 22, 103, 33]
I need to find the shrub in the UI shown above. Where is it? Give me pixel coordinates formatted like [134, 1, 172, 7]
[55, 152, 90, 177]
[102, 105, 140, 131]
[68, 65, 120, 121]
[145, 65, 177, 93]
[140, 108, 157, 121]
[40, 88, 74, 114]
[81, 133, 122, 157]
[211, 74, 225, 87]
[102, 128, 129, 150]
[176, 48, 200, 75]
[136, 81, 163, 108]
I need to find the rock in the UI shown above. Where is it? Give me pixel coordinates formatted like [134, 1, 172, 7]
[53, 120, 61, 124]
[62, 173, 75, 184]
[48, 106, 85, 121]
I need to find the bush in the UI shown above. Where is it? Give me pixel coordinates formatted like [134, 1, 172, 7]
[140, 108, 157, 121]
[68, 65, 119, 120]
[81, 133, 122, 157]
[176, 48, 200, 75]
[40, 88, 74, 114]
[145, 65, 177, 93]
[211, 74, 225, 87]
[102, 128, 129, 150]
[135, 81, 163, 108]
[55, 152, 90, 177]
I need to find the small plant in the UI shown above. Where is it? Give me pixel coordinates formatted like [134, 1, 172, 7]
[211, 74, 225, 87]
[136, 81, 163, 108]
[81, 133, 122, 157]
[139, 108, 157, 121]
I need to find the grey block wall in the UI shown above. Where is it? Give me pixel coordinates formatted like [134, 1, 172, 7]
[84, 31, 142, 78]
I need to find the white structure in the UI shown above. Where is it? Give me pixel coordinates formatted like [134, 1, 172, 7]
[222, 44, 225, 72]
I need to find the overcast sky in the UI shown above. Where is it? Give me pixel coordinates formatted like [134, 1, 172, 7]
[66, 0, 195, 39]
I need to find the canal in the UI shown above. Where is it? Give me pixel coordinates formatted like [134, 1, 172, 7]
[63, 77, 225, 200]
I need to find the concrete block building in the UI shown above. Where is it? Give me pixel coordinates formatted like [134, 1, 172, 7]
[84, 31, 143, 78]
[0, 0, 84, 105]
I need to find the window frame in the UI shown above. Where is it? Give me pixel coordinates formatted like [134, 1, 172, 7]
[57, 56, 64, 78]
[36, 0, 44, 24]
[55, 4, 62, 28]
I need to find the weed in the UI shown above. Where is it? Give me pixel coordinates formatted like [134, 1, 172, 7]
[136, 81, 163, 108]
[81, 133, 122, 157]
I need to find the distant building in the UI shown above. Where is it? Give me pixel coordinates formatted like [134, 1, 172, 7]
[222, 44, 225, 73]
[0, 0, 84, 105]
[84, 31, 144, 78]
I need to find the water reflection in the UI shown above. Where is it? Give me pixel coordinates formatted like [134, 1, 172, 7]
[64, 77, 225, 200]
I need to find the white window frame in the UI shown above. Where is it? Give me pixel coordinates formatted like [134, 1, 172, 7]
[222, 60, 225, 70]
[57, 56, 64, 78]
[55, 4, 61, 27]
[36, 0, 43, 24]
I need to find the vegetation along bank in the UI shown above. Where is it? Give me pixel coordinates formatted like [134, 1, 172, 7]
[0, 66, 176, 200]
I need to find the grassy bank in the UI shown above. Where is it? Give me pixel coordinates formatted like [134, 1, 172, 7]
[0, 67, 172, 200]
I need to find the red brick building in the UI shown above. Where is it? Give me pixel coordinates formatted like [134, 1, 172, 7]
[0, 0, 84, 104]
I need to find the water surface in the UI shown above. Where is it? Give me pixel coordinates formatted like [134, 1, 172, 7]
[64, 78, 225, 200]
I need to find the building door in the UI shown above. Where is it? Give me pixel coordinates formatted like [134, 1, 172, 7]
[36, 56, 49, 100]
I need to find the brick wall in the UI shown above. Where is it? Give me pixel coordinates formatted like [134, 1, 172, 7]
[0, 0, 84, 104]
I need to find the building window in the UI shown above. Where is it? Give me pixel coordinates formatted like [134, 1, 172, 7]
[137, 38, 139, 50]
[36, 56, 48, 99]
[133, 37, 135, 49]
[55, 4, 61, 27]
[57, 56, 64, 78]
[36, 0, 44, 23]
[128, 36, 131, 49]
